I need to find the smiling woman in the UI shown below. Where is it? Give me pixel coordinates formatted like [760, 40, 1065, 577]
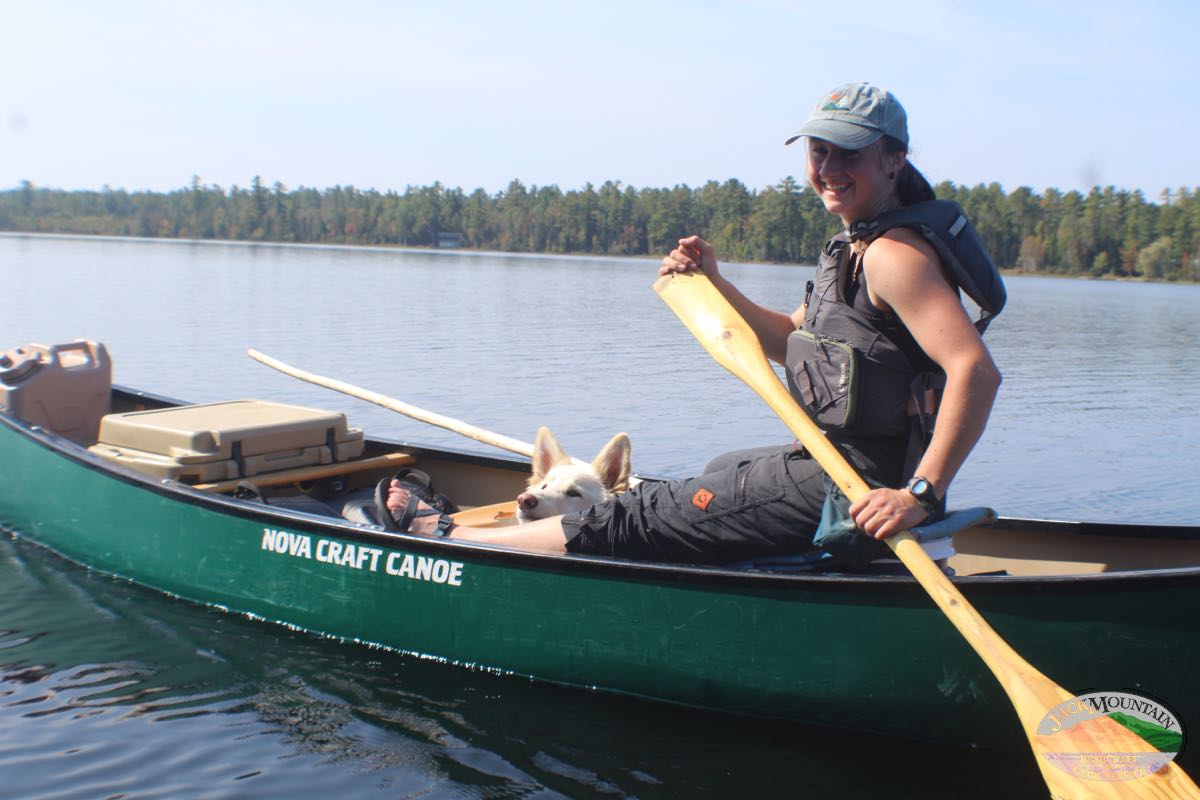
[379, 83, 1005, 573]
[788, 83, 936, 219]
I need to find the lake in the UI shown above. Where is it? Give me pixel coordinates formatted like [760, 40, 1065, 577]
[1, 233, 1197, 798]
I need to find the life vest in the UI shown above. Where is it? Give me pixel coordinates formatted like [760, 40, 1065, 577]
[785, 199, 1005, 456]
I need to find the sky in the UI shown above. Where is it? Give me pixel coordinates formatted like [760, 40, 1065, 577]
[3, 0, 1199, 198]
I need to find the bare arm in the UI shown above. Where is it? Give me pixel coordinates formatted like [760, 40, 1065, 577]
[849, 230, 1002, 539]
[660, 236, 800, 363]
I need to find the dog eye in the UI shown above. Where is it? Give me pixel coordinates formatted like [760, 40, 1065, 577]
[565, 489, 582, 498]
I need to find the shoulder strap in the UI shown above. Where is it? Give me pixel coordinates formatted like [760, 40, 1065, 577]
[848, 200, 1007, 333]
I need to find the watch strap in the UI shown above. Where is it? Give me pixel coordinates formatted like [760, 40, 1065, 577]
[906, 476, 938, 513]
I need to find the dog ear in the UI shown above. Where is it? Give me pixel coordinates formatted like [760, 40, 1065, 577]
[531, 426, 571, 480]
[592, 433, 632, 494]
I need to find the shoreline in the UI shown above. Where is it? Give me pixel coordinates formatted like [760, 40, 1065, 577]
[0, 230, 662, 266]
[3, 230, 1196, 284]
[996, 266, 1197, 285]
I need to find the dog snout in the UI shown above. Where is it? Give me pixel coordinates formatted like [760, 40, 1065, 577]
[517, 492, 538, 511]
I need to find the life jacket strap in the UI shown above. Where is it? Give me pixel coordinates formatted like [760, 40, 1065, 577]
[902, 371, 945, 482]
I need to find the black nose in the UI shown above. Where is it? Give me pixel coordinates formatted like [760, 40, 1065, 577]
[518, 492, 537, 510]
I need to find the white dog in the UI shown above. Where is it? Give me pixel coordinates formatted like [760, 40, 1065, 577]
[516, 427, 632, 523]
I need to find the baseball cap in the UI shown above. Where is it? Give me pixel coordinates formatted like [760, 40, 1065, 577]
[785, 83, 908, 149]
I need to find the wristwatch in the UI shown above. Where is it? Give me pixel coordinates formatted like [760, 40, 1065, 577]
[906, 476, 938, 514]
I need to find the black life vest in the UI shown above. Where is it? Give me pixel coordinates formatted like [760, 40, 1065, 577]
[785, 199, 1005, 452]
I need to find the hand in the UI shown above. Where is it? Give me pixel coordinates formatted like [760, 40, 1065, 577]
[660, 235, 720, 279]
[849, 487, 930, 540]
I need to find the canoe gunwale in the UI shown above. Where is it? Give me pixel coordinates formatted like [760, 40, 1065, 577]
[986, 514, 1200, 541]
[4, 394, 1200, 595]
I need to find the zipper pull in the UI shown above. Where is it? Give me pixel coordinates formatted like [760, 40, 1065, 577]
[797, 279, 815, 328]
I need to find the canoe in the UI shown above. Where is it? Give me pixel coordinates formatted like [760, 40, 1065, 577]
[2, 382, 1198, 753]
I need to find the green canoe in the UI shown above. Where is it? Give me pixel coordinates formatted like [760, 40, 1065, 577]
[1, 384, 1198, 751]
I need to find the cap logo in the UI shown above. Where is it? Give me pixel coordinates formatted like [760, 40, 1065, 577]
[821, 92, 851, 112]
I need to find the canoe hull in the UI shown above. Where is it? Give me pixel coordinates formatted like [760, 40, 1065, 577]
[2, 407, 1197, 754]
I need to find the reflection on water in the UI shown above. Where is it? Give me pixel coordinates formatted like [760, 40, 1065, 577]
[0, 534, 1044, 799]
[1, 235, 1198, 797]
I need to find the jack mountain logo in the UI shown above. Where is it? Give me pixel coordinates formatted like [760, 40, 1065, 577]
[1037, 690, 1184, 782]
[821, 93, 851, 112]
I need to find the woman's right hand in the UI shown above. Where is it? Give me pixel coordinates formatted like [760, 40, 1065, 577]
[660, 235, 720, 279]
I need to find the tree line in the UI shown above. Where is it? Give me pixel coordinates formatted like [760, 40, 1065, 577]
[2, 176, 1198, 280]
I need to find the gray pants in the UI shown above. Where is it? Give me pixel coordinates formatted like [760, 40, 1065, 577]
[561, 443, 825, 564]
[562, 438, 905, 565]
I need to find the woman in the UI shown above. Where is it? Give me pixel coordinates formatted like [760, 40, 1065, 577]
[386, 82, 1002, 566]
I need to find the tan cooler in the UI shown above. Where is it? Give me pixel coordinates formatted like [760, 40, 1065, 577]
[88, 399, 365, 484]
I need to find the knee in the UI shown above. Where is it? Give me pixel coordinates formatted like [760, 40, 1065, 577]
[703, 444, 789, 474]
[703, 453, 736, 474]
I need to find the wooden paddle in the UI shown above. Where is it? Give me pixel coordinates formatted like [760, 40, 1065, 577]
[653, 270, 1198, 799]
[246, 349, 591, 471]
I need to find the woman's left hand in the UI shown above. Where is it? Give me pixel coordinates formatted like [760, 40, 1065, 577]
[849, 488, 929, 540]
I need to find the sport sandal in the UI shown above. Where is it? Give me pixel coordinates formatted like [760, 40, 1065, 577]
[390, 468, 459, 513]
[374, 477, 455, 536]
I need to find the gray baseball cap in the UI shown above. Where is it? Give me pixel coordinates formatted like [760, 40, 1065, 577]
[785, 83, 908, 149]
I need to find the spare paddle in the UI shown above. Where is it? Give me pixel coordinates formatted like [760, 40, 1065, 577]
[246, 349, 591, 471]
[653, 270, 1197, 799]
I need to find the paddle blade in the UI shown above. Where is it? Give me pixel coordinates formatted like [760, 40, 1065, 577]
[1032, 712, 1197, 799]
[652, 272, 779, 389]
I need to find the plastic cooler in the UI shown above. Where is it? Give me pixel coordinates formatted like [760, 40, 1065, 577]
[88, 399, 365, 484]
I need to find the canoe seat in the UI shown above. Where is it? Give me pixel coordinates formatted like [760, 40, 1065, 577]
[238, 489, 517, 529]
[232, 485, 389, 527]
[731, 507, 996, 574]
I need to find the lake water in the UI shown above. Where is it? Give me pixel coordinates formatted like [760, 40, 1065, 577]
[1, 233, 1198, 798]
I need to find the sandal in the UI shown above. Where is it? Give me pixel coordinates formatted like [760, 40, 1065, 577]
[391, 468, 459, 514]
[232, 480, 267, 503]
[375, 477, 456, 536]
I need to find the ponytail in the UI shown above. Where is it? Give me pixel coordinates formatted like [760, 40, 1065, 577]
[896, 162, 935, 205]
[882, 136, 935, 206]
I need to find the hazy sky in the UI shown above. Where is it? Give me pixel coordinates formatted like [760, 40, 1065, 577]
[3, 0, 1197, 197]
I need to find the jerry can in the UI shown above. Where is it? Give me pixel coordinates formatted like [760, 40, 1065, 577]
[0, 340, 112, 444]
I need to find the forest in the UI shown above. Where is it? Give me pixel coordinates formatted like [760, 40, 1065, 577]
[1, 176, 1198, 280]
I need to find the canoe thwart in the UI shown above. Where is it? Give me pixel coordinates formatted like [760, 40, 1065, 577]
[195, 452, 415, 493]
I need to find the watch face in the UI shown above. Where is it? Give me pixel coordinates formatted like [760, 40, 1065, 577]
[910, 478, 930, 495]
